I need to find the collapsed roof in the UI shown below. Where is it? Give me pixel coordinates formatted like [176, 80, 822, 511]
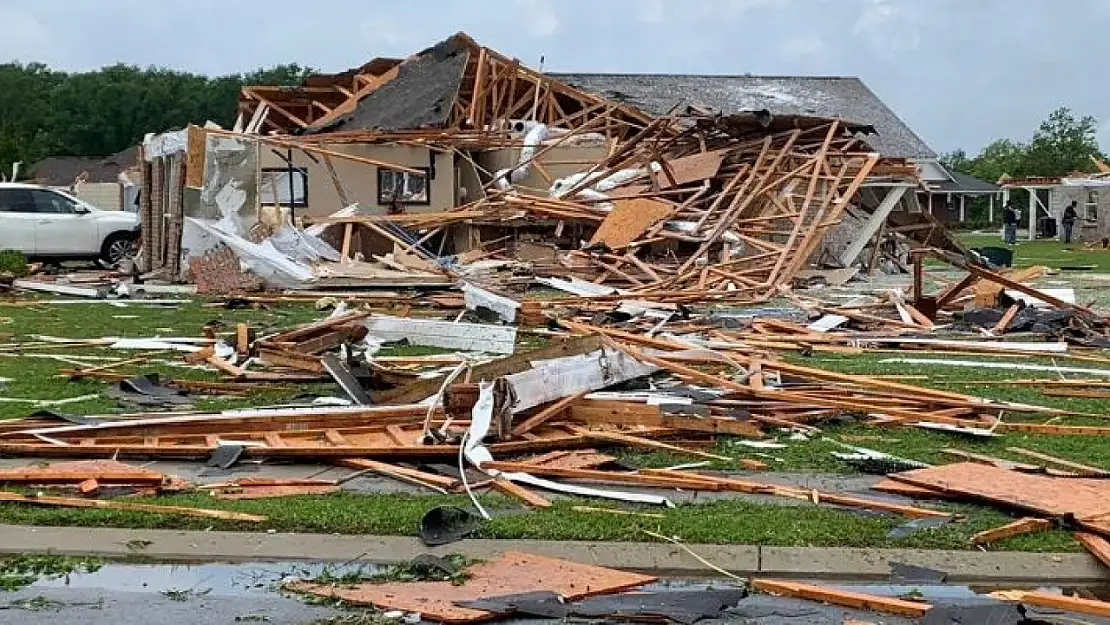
[552, 74, 937, 160]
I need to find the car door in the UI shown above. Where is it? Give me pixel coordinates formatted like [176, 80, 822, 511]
[0, 189, 40, 254]
[29, 189, 99, 256]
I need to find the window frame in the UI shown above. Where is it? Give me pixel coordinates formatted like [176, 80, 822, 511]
[1086, 190, 1099, 222]
[0, 188, 42, 214]
[377, 167, 431, 206]
[29, 188, 80, 214]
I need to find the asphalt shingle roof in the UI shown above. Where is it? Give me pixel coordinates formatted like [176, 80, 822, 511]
[550, 74, 936, 160]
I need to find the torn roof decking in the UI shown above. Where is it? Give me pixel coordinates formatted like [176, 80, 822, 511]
[552, 74, 936, 160]
[308, 37, 472, 134]
[295, 33, 653, 139]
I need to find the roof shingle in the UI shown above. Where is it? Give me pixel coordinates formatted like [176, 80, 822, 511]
[550, 74, 936, 160]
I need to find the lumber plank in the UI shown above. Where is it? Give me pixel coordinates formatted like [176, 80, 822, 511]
[1076, 532, 1110, 569]
[0, 491, 266, 522]
[491, 477, 552, 508]
[335, 458, 459, 491]
[970, 517, 1052, 546]
[1006, 446, 1109, 476]
[511, 392, 587, 437]
[480, 461, 721, 490]
[993, 590, 1110, 617]
[992, 304, 1020, 334]
[566, 425, 730, 461]
[751, 579, 932, 618]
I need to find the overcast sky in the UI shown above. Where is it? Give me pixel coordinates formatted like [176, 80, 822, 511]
[2, 0, 1105, 155]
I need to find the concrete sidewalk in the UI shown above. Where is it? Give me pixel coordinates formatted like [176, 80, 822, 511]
[0, 524, 1102, 583]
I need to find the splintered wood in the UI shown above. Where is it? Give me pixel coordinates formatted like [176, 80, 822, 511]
[288, 551, 657, 623]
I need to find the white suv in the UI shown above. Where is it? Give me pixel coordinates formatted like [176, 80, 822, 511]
[0, 183, 140, 265]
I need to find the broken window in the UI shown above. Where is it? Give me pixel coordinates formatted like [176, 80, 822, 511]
[260, 168, 308, 207]
[1087, 190, 1099, 221]
[378, 168, 430, 205]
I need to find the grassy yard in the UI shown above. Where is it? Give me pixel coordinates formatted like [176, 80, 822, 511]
[0, 285, 1106, 552]
[958, 232, 1110, 271]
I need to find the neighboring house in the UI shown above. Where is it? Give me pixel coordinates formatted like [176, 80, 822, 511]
[921, 170, 1001, 223]
[27, 146, 140, 211]
[1001, 175, 1110, 242]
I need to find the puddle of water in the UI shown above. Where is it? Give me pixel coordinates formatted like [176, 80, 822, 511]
[31, 561, 384, 597]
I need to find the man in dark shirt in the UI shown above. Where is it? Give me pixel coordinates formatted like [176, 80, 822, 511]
[1003, 201, 1019, 245]
[1062, 201, 1079, 245]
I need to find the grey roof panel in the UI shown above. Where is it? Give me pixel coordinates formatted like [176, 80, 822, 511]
[310, 37, 470, 134]
[930, 171, 1000, 194]
[550, 74, 936, 159]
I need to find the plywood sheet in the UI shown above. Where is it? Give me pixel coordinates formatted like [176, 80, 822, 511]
[870, 478, 945, 499]
[891, 462, 1110, 535]
[185, 125, 207, 188]
[288, 551, 656, 623]
[658, 150, 728, 188]
[588, 198, 675, 249]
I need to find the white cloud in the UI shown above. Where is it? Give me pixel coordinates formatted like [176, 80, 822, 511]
[637, 0, 666, 24]
[635, 0, 790, 25]
[513, 0, 560, 37]
[0, 6, 51, 63]
[780, 34, 826, 58]
[852, 0, 897, 35]
[851, 0, 921, 56]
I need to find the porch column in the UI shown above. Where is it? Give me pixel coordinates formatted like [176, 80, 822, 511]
[959, 195, 966, 222]
[839, 185, 908, 267]
[1028, 188, 1037, 241]
[988, 194, 994, 223]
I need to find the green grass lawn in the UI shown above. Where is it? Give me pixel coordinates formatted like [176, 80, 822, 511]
[958, 232, 1110, 271]
[0, 292, 1105, 552]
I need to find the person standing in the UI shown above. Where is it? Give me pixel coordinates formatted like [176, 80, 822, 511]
[1003, 201, 1019, 245]
[1062, 200, 1079, 245]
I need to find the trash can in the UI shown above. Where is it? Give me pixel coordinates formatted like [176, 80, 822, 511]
[974, 246, 1013, 268]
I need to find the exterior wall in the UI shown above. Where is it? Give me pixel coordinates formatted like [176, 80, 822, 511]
[259, 143, 456, 218]
[64, 183, 122, 210]
[1049, 185, 1110, 242]
[916, 159, 951, 183]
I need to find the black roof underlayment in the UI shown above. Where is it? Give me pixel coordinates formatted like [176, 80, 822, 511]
[307, 36, 470, 134]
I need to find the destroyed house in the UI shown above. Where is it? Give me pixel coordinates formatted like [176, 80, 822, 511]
[139, 31, 963, 297]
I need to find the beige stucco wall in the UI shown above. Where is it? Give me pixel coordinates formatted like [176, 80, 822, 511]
[260, 143, 456, 218]
[475, 144, 609, 194]
[74, 183, 122, 210]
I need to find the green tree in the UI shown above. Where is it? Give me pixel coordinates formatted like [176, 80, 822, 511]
[945, 107, 1106, 186]
[0, 62, 312, 177]
[968, 138, 1026, 184]
[939, 149, 971, 175]
[1022, 107, 1103, 176]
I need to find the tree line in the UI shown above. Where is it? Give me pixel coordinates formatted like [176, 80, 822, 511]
[1, 60, 1104, 191]
[941, 107, 1106, 184]
[0, 62, 312, 177]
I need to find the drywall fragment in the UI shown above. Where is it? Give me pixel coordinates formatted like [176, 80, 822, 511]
[365, 315, 517, 354]
[461, 282, 520, 323]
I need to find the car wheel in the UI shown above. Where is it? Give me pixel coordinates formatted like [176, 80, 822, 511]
[100, 233, 138, 267]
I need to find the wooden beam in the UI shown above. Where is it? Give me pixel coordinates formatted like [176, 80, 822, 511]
[0, 491, 266, 522]
[491, 477, 552, 508]
[751, 579, 932, 618]
[969, 517, 1052, 546]
[511, 392, 587, 437]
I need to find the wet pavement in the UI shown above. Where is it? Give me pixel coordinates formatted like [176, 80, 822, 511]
[2, 559, 1110, 624]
